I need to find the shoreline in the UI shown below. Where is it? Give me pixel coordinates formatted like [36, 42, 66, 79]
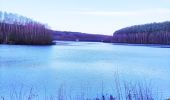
[1, 40, 170, 48]
[112, 43, 170, 48]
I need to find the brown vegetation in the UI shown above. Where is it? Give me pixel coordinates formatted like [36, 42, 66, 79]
[0, 11, 53, 45]
[113, 21, 170, 44]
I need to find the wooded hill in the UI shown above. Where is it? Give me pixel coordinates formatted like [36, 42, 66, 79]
[54, 31, 112, 43]
[0, 11, 53, 45]
[112, 21, 170, 44]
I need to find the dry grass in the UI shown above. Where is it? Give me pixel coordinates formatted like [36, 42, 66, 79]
[0, 76, 161, 100]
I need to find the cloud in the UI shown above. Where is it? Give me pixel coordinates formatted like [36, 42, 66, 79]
[77, 11, 135, 16]
[164, 0, 170, 1]
[74, 8, 170, 17]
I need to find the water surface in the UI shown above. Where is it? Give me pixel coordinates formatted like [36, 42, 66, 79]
[0, 41, 170, 99]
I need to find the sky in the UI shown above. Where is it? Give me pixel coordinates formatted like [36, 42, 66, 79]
[0, 0, 170, 35]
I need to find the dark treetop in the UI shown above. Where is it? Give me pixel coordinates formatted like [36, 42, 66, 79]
[113, 21, 170, 44]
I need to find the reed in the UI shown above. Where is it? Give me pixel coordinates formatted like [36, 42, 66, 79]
[0, 79, 160, 100]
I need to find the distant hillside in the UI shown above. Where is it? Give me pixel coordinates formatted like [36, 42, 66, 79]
[113, 21, 170, 44]
[54, 31, 112, 43]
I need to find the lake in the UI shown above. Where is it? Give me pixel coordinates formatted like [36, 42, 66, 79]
[0, 41, 170, 99]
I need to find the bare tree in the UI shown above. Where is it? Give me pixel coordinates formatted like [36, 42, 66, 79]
[113, 21, 170, 44]
[0, 11, 53, 45]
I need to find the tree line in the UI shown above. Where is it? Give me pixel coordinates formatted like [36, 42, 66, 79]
[54, 31, 112, 42]
[0, 11, 53, 45]
[112, 21, 170, 44]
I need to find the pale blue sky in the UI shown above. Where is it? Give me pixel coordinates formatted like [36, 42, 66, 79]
[0, 0, 170, 35]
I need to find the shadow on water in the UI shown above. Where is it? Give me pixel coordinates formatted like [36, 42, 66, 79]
[112, 43, 170, 48]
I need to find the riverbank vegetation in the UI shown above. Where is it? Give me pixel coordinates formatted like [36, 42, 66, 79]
[0, 79, 158, 100]
[0, 11, 53, 45]
[113, 21, 170, 44]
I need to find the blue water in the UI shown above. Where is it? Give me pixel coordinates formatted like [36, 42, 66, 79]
[0, 41, 170, 99]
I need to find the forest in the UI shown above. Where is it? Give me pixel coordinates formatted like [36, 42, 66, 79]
[112, 21, 170, 44]
[0, 11, 53, 45]
[1, 11, 170, 45]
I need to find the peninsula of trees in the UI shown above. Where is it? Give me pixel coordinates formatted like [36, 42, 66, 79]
[0, 11, 53, 45]
[112, 21, 170, 44]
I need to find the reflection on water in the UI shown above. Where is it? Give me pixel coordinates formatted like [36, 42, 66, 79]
[0, 41, 170, 99]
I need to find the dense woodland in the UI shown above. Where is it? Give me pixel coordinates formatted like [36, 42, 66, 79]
[0, 11, 53, 45]
[112, 21, 170, 44]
